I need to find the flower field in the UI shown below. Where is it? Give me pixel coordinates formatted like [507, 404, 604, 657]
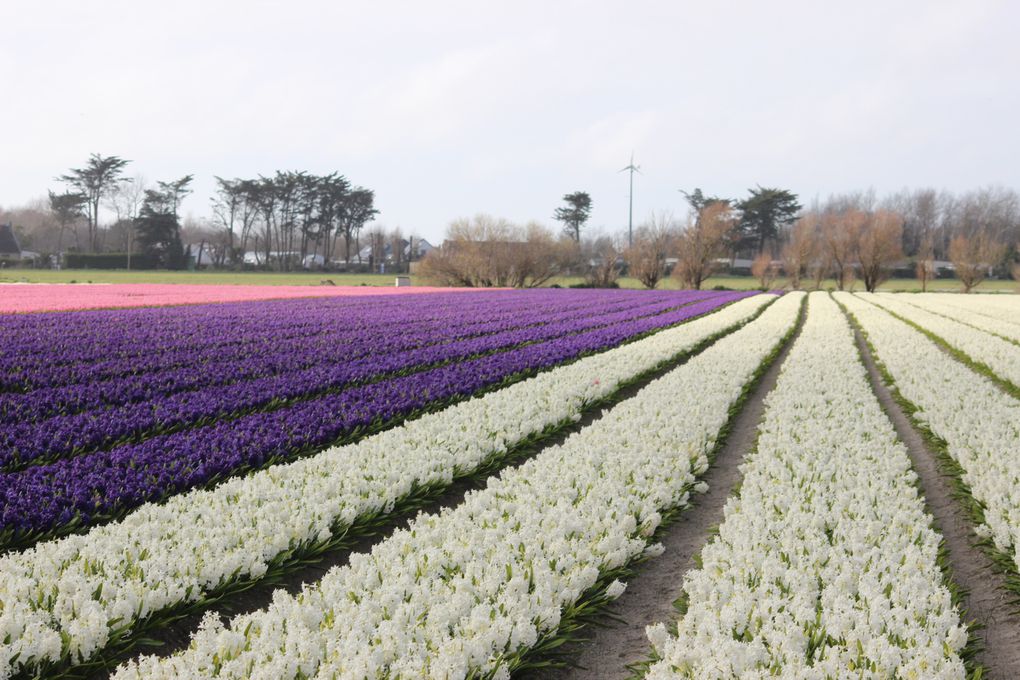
[1, 288, 1019, 678]
[0, 283, 477, 314]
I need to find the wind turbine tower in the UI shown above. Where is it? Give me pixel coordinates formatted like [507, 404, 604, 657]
[620, 153, 641, 247]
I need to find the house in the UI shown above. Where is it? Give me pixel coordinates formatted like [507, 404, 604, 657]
[0, 223, 21, 258]
[357, 238, 435, 264]
[185, 244, 218, 268]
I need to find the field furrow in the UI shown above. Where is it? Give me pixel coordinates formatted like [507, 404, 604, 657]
[837, 293, 1020, 594]
[643, 292, 967, 679]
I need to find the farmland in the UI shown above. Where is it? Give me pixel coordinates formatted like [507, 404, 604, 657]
[1, 286, 1019, 678]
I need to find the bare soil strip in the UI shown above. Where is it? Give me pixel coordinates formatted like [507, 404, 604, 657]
[849, 315, 1020, 678]
[545, 307, 805, 679]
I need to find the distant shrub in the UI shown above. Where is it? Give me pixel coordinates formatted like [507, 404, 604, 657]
[63, 253, 159, 269]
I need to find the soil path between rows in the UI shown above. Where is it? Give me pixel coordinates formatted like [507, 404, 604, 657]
[849, 316, 1020, 678]
[544, 308, 805, 679]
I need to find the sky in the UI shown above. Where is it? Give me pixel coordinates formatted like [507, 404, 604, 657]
[1, 0, 1018, 243]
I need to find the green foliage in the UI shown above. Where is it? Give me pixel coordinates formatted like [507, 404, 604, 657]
[62, 253, 158, 269]
[736, 186, 802, 253]
[135, 197, 186, 270]
[56, 153, 131, 252]
[553, 191, 593, 242]
[680, 188, 730, 214]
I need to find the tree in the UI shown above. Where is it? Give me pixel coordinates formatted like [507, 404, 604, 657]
[48, 190, 86, 253]
[822, 209, 865, 290]
[680, 188, 729, 213]
[625, 213, 676, 289]
[673, 202, 736, 290]
[579, 233, 622, 288]
[949, 231, 1004, 293]
[212, 177, 260, 265]
[340, 188, 378, 264]
[553, 191, 592, 242]
[856, 210, 904, 292]
[135, 191, 186, 269]
[419, 214, 569, 287]
[156, 175, 194, 219]
[736, 187, 801, 253]
[104, 174, 147, 224]
[57, 154, 130, 252]
[915, 229, 936, 292]
[751, 252, 779, 289]
[781, 214, 818, 290]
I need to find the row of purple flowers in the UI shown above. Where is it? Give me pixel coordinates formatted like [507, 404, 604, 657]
[0, 294, 707, 468]
[0, 291, 755, 547]
[0, 293, 683, 422]
[1, 291, 637, 386]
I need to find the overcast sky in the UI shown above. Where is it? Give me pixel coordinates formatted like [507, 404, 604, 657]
[1, 1, 1017, 242]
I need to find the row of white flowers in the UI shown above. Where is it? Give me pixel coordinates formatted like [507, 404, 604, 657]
[112, 293, 804, 679]
[882, 293, 1020, 345]
[838, 292, 1020, 568]
[0, 296, 776, 677]
[644, 293, 967, 679]
[862, 293, 1020, 389]
[920, 292, 1020, 318]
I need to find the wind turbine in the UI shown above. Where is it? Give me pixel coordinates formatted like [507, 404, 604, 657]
[619, 152, 641, 247]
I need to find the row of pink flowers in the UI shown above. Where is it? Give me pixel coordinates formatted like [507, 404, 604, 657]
[0, 283, 477, 314]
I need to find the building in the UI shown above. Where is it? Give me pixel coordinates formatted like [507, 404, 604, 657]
[0, 223, 22, 258]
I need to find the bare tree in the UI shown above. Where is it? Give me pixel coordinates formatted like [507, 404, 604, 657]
[750, 251, 779, 289]
[781, 213, 818, 290]
[388, 226, 405, 271]
[583, 234, 622, 288]
[419, 214, 569, 287]
[822, 209, 865, 290]
[673, 202, 736, 290]
[915, 229, 935, 292]
[949, 231, 1005, 292]
[625, 213, 676, 289]
[856, 210, 904, 292]
[104, 174, 147, 224]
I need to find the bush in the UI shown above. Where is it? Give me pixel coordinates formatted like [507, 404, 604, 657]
[62, 253, 159, 269]
[569, 281, 619, 289]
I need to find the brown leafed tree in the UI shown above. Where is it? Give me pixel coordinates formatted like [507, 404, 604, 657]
[751, 251, 779, 289]
[584, 235, 623, 287]
[625, 214, 676, 289]
[822, 209, 866, 290]
[915, 230, 935, 292]
[949, 231, 1005, 292]
[418, 214, 569, 288]
[781, 214, 818, 290]
[673, 202, 736, 290]
[856, 210, 904, 292]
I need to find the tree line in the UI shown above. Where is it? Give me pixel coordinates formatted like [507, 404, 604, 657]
[3, 154, 1019, 286]
[420, 186, 1020, 292]
[5, 154, 379, 270]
